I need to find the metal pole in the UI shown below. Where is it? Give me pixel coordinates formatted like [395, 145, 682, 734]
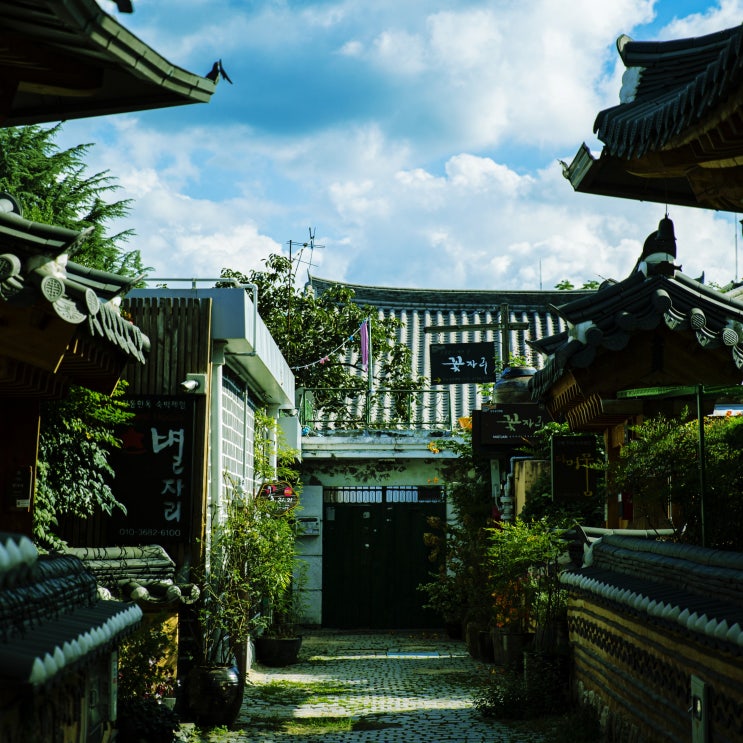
[696, 384, 706, 548]
[366, 317, 373, 426]
[500, 303, 510, 367]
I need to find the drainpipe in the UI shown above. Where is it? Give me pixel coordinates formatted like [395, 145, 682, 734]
[242, 379, 250, 490]
[209, 342, 227, 535]
[266, 403, 280, 477]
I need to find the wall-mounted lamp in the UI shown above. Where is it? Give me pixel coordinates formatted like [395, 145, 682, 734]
[180, 373, 207, 394]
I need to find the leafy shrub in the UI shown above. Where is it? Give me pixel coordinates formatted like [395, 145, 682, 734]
[473, 669, 530, 719]
[117, 696, 180, 743]
[118, 617, 176, 699]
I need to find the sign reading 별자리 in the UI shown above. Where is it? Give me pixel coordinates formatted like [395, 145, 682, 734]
[429, 342, 495, 384]
[472, 404, 547, 450]
[109, 396, 195, 544]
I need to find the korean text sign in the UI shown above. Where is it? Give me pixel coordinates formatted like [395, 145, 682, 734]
[109, 396, 195, 544]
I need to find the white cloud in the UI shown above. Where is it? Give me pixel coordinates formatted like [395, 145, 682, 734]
[371, 29, 427, 75]
[444, 154, 530, 193]
[658, 0, 743, 38]
[54, 0, 743, 297]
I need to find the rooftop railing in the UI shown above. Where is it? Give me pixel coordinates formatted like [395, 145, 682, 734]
[298, 387, 453, 432]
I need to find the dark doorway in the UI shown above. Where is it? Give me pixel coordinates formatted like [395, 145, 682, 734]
[322, 486, 445, 629]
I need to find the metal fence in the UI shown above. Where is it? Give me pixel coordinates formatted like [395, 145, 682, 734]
[297, 387, 453, 431]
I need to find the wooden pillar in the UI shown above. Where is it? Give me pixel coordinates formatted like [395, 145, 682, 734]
[0, 399, 40, 536]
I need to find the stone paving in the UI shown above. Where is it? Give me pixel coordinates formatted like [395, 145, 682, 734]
[185, 631, 550, 742]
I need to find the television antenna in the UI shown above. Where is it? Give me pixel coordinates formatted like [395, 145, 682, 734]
[286, 227, 325, 332]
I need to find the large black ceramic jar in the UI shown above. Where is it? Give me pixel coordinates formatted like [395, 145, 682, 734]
[187, 664, 243, 726]
[492, 366, 536, 404]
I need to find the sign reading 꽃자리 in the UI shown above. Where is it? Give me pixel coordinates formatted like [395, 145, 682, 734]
[429, 342, 495, 384]
[472, 404, 547, 449]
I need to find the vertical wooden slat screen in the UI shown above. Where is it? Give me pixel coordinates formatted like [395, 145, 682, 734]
[123, 297, 212, 396]
[122, 297, 213, 568]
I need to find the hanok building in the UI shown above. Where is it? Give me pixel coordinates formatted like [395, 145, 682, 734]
[554, 23, 743, 743]
[529, 214, 743, 529]
[300, 276, 590, 629]
[553, 22, 743, 529]
[0, 2, 216, 741]
[563, 23, 743, 213]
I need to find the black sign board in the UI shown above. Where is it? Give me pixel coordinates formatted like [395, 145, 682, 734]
[109, 396, 195, 544]
[9, 466, 32, 510]
[430, 342, 495, 384]
[472, 404, 547, 450]
[551, 435, 600, 500]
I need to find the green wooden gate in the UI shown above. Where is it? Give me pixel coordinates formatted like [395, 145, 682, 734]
[322, 486, 445, 629]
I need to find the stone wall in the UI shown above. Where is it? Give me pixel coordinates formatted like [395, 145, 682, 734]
[562, 535, 743, 742]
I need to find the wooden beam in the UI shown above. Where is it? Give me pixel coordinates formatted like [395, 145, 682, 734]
[0, 33, 102, 97]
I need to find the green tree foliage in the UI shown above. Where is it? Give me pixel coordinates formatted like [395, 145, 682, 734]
[0, 124, 149, 275]
[0, 125, 146, 546]
[35, 384, 133, 549]
[220, 257, 423, 402]
[609, 412, 743, 550]
[555, 279, 600, 290]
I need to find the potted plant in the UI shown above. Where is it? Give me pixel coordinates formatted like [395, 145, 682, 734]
[485, 518, 566, 668]
[254, 560, 308, 667]
[523, 526, 571, 710]
[188, 485, 299, 723]
[117, 616, 180, 741]
[187, 409, 302, 723]
[187, 488, 269, 726]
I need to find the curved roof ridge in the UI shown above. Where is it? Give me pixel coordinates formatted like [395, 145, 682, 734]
[308, 274, 592, 308]
[596, 24, 743, 159]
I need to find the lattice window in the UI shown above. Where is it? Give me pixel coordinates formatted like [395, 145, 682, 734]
[324, 485, 444, 504]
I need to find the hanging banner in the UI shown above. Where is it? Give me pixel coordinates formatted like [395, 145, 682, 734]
[429, 342, 496, 384]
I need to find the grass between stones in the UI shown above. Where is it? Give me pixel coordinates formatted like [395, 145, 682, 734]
[246, 678, 351, 706]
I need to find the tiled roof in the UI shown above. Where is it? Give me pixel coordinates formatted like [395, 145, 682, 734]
[597, 26, 743, 160]
[0, 0, 215, 126]
[563, 23, 743, 211]
[562, 534, 743, 650]
[308, 277, 577, 310]
[0, 208, 150, 395]
[65, 545, 199, 607]
[308, 276, 591, 424]
[0, 532, 141, 686]
[529, 217, 743, 409]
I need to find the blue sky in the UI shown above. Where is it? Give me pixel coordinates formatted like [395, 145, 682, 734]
[57, 1, 743, 290]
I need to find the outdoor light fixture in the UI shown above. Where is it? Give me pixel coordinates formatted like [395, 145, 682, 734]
[180, 373, 207, 394]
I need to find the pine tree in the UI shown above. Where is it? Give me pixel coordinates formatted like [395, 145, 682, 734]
[0, 124, 148, 275]
[0, 124, 143, 548]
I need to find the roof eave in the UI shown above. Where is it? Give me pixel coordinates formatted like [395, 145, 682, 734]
[0, 0, 215, 126]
